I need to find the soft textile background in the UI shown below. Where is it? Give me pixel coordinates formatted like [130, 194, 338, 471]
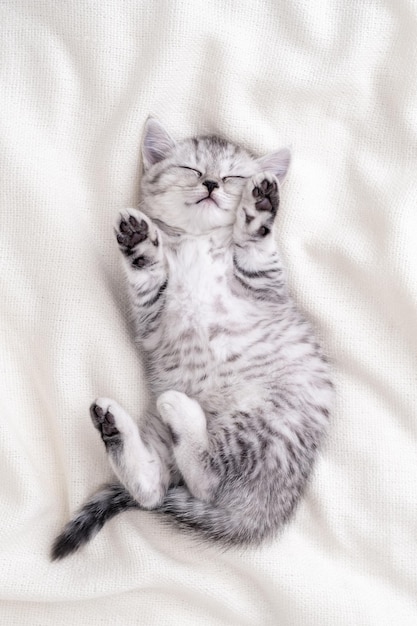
[1, 1, 417, 624]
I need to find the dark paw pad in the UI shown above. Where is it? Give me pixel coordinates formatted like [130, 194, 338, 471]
[90, 403, 120, 442]
[116, 215, 149, 254]
[252, 178, 279, 214]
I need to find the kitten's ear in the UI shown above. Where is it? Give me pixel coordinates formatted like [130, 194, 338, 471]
[256, 148, 291, 183]
[142, 117, 176, 169]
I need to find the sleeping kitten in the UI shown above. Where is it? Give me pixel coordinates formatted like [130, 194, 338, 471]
[51, 118, 333, 559]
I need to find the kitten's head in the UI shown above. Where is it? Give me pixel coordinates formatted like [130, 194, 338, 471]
[140, 118, 291, 235]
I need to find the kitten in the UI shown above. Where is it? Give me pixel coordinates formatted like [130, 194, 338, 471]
[51, 118, 333, 560]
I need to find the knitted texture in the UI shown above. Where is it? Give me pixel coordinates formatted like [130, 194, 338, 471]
[1, 1, 416, 624]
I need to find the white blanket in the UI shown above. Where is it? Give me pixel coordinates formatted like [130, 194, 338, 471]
[1, 1, 416, 624]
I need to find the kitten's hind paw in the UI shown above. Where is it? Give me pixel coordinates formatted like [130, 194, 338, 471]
[115, 209, 162, 268]
[90, 402, 118, 436]
[90, 400, 122, 451]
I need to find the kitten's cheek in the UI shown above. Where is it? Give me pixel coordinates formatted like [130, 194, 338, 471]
[224, 180, 246, 192]
[220, 194, 240, 212]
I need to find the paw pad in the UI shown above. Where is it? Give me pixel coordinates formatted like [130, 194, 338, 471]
[116, 215, 149, 253]
[252, 176, 279, 214]
[90, 403, 120, 440]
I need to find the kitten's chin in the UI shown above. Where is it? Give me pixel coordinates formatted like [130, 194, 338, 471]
[183, 206, 235, 234]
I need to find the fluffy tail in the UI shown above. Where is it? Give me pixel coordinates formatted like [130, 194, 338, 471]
[51, 483, 262, 560]
[51, 483, 140, 560]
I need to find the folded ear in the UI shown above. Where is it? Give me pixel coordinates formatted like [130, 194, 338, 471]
[142, 117, 176, 169]
[256, 148, 291, 183]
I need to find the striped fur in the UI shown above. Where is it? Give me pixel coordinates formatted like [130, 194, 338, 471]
[51, 119, 333, 560]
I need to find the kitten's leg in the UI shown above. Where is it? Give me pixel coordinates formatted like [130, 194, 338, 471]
[156, 391, 218, 503]
[115, 209, 167, 336]
[232, 173, 287, 300]
[90, 398, 170, 508]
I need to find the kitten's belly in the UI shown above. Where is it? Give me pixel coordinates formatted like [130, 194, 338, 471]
[144, 239, 278, 400]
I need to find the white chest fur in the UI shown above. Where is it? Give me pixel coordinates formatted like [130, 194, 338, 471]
[164, 235, 231, 331]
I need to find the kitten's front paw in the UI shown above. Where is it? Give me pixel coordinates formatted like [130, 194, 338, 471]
[251, 173, 279, 216]
[235, 173, 279, 240]
[115, 209, 162, 268]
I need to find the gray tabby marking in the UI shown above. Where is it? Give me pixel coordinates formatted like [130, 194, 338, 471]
[51, 118, 333, 560]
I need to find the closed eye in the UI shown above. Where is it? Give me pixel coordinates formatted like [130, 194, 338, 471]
[222, 175, 246, 182]
[178, 166, 202, 177]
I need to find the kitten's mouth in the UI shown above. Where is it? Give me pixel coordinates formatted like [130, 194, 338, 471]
[196, 196, 218, 207]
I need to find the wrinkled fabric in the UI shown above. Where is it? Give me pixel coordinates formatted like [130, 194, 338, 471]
[1, 1, 417, 624]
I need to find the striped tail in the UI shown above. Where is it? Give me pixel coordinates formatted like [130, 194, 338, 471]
[51, 483, 140, 560]
[51, 483, 268, 560]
